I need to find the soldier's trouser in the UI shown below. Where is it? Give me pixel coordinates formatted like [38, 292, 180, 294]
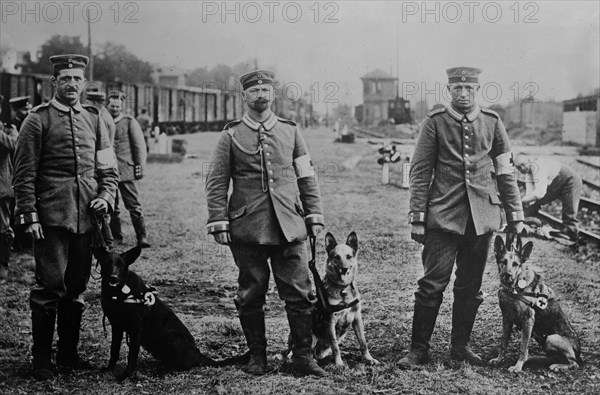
[113, 181, 146, 239]
[0, 197, 14, 267]
[528, 166, 582, 238]
[30, 227, 92, 315]
[415, 217, 492, 309]
[30, 227, 92, 368]
[229, 241, 315, 316]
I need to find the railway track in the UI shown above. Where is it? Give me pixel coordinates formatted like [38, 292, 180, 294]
[350, 126, 387, 139]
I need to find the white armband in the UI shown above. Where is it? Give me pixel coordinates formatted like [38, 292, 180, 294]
[293, 155, 315, 179]
[96, 148, 117, 170]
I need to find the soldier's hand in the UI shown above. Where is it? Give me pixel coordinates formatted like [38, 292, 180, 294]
[25, 223, 44, 240]
[411, 223, 426, 244]
[213, 231, 231, 245]
[90, 198, 109, 215]
[308, 224, 324, 237]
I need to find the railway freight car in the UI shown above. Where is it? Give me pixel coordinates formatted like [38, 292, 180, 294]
[0, 71, 241, 134]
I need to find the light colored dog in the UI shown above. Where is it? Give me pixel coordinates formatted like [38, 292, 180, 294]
[312, 232, 379, 369]
[489, 234, 582, 373]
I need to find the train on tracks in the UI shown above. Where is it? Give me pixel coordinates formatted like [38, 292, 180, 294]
[0, 71, 293, 134]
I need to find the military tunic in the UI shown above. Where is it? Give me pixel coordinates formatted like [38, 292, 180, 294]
[12, 97, 118, 310]
[0, 123, 18, 260]
[408, 104, 524, 307]
[111, 114, 147, 240]
[205, 112, 324, 313]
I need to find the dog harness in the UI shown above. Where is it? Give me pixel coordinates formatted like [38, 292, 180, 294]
[308, 236, 359, 314]
[111, 283, 157, 306]
[501, 273, 549, 310]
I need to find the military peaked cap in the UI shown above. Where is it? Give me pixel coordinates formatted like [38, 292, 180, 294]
[9, 96, 32, 109]
[446, 67, 482, 84]
[49, 54, 89, 72]
[86, 89, 106, 101]
[239, 70, 275, 91]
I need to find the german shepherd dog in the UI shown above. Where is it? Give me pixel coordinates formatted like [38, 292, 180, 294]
[285, 232, 379, 370]
[489, 234, 582, 373]
[98, 246, 248, 380]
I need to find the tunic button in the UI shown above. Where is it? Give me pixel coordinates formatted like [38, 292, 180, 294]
[463, 119, 468, 122]
[267, 161, 272, 165]
[264, 144, 269, 148]
[465, 145, 470, 149]
[465, 126, 469, 130]
[76, 147, 80, 151]
[465, 154, 469, 158]
[270, 187, 274, 192]
[467, 161, 471, 165]
[266, 153, 271, 156]
[269, 179, 274, 183]
[466, 170, 470, 174]
[268, 170, 273, 174]
[75, 137, 79, 142]
[466, 179, 471, 183]
[465, 135, 469, 140]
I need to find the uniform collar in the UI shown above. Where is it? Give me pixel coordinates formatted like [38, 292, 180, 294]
[447, 104, 481, 122]
[50, 97, 84, 113]
[242, 112, 278, 131]
[113, 114, 124, 123]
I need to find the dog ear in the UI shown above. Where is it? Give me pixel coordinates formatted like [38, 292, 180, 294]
[494, 235, 506, 257]
[325, 232, 337, 255]
[122, 246, 142, 266]
[92, 247, 109, 261]
[346, 232, 358, 255]
[520, 241, 534, 263]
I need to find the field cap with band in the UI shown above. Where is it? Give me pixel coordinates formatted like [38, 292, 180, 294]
[239, 70, 275, 91]
[9, 96, 32, 110]
[49, 54, 89, 72]
[446, 67, 482, 84]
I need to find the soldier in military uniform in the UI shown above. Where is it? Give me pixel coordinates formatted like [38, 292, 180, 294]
[399, 67, 525, 369]
[85, 88, 116, 144]
[12, 54, 118, 380]
[205, 70, 326, 377]
[136, 107, 153, 152]
[9, 96, 32, 131]
[107, 91, 149, 248]
[0, 95, 18, 280]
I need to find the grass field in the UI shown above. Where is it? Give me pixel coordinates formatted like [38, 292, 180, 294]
[0, 126, 599, 394]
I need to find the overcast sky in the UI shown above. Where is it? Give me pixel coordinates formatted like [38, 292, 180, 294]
[1, 0, 598, 111]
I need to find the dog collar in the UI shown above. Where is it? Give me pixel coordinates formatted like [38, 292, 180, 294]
[501, 274, 549, 310]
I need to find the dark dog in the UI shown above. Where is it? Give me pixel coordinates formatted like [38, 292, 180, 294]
[489, 234, 582, 373]
[285, 232, 379, 370]
[98, 246, 248, 379]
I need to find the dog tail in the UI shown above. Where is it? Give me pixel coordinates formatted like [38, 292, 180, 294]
[214, 350, 251, 367]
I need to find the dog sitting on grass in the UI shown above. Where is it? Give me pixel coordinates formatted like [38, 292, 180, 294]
[98, 246, 248, 380]
[489, 234, 582, 373]
[285, 232, 379, 370]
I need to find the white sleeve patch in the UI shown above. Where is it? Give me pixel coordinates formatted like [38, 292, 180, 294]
[493, 152, 514, 175]
[96, 148, 116, 170]
[293, 155, 315, 179]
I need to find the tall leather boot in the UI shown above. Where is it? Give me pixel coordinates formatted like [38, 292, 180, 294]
[56, 300, 93, 369]
[398, 302, 441, 370]
[110, 215, 123, 245]
[450, 298, 484, 366]
[238, 312, 267, 375]
[31, 307, 56, 380]
[0, 234, 12, 280]
[286, 308, 326, 377]
[131, 216, 150, 248]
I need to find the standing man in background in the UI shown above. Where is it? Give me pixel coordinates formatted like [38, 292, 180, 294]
[401, 67, 524, 369]
[85, 89, 116, 144]
[9, 96, 32, 131]
[107, 91, 150, 248]
[0, 95, 19, 280]
[12, 54, 118, 379]
[205, 70, 326, 377]
[136, 107, 153, 153]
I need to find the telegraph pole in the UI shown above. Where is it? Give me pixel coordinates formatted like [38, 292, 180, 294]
[87, 8, 94, 81]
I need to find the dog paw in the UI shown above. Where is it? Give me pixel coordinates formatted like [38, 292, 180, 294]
[488, 357, 503, 366]
[366, 358, 380, 365]
[507, 365, 523, 373]
[549, 364, 570, 372]
[326, 363, 347, 373]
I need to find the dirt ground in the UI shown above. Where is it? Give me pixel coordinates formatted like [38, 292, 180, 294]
[0, 126, 599, 395]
